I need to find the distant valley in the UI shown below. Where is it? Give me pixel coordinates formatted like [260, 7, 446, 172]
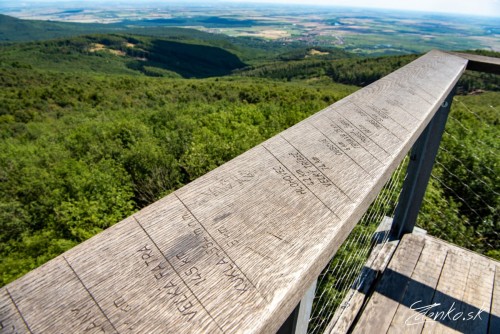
[1, 3, 499, 54]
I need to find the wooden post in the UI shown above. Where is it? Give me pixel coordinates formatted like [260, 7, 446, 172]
[390, 86, 457, 240]
[278, 279, 317, 334]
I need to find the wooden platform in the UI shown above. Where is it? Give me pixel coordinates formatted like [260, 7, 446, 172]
[350, 233, 499, 334]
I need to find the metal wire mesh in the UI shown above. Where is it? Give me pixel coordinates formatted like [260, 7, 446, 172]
[417, 95, 499, 255]
[306, 93, 498, 334]
[307, 155, 409, 334]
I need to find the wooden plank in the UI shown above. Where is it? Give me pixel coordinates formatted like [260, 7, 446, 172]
[326, 241, 398, 334]
[349, 234, 499, 334]
[453, 253, 495, 333]
[0, 289, 30, 334]
[370, 241, 399, 273]
[490, 265, 500, 334]
[173, 144, 343, 332]
[351, 233, 425, 333]
[339, 50, 467, 122]
[310, 111, 391, 168]
[263, 135, 354, 220]
[413, 236, 499, 333]
[64, 216, 223, 333]
[387, 236, 448, 334]
[136, 192, 274, 333]
[279, 121, 374, 200]
[2, 51, 468, 333]
[329, 102, 404, 155]
[6, 257, 117, 334]
[421, 247, 472, 333]
[307, 113, 385, 177]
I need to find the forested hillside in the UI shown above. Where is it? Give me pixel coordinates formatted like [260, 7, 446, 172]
[0, 34, 248, 77]
[0, 14, 309, 63]
[0, 30, 498, 286]
[0, 14, 126, 41]
[0, 63, 355, 285]
[418, 91, 499, 258]
[240, 51, 500, 91]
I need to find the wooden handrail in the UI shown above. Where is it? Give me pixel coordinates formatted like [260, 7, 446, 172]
[0, 50, 469, 334]
[448, 52, 500, 74]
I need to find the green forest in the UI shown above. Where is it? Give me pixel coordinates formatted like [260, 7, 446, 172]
[0, 18, 498, 287]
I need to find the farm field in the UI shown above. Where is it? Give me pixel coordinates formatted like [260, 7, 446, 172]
[2, 3, 499, 54]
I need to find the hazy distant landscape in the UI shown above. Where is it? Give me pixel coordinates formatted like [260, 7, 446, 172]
[1, 2, 499, 54]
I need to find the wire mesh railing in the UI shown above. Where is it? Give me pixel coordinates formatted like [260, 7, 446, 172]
[417, 94, 499, 257]
[307, 155, 409, 334]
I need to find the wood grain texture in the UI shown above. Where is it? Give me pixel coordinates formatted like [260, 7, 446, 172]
[326, 241, 398, 334]
[351, 234, 425, 334]
[421, 247, 471, 333]
[5, 257, 117, 334]
[453, 255, 495, 333]
[387, 236, 448, 334]
[0, 289, 30, 334]
[347, 233, 499, 334]
[1, 51, 468, 333]
[64, 216, 223, 334]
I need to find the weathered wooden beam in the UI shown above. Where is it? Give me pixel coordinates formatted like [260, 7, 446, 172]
[390, 86, 456, 240]
[0, 50, 467, 334]
[449, 52, 500, 75]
